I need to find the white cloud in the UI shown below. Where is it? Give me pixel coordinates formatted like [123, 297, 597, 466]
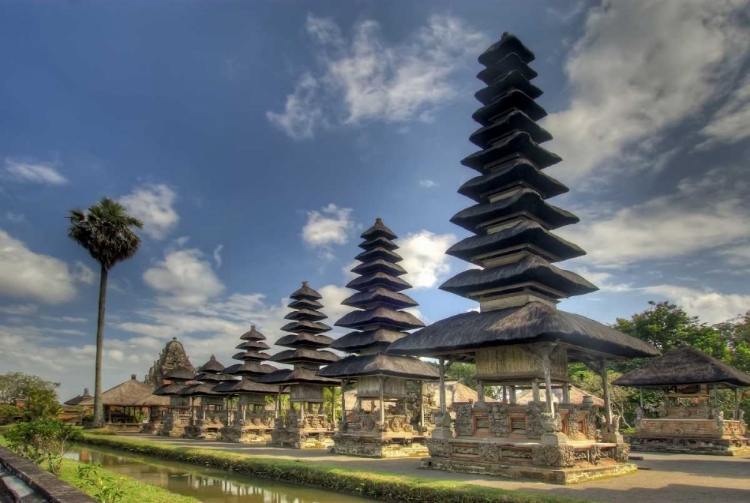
[560, 167, 750, 268]
[267, 14, 488, 138]
[119, 184, 179, 240]
[543, 1, 750, 184]
[419, 180, 438, 188]
[318, 284, 352, 325]
[0, 304, 38, 316]
[142, 248, 224, 307]
[643, 284, 750, 324]
[213, 244, 224, 268]
[718, 244, 750, 266]
[72, 261, 95, 285]
[568, 266, 633, 293]
[397, 230, 456, 288]
[301, 204, 355, 258]
[5, 212, 25, 223]
[3, 159, 68, 185]
[0, 228, 77, 303]
[698, 74, 750, 148]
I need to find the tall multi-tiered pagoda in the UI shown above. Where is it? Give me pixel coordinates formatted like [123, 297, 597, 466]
[260, 282, 341, 449]
[217, 325, 282, 443]
[153, 366, 195, 437]
[389, 33, 659, 484]
[181, 355, 235, 440]
[318, 218, 439, 457]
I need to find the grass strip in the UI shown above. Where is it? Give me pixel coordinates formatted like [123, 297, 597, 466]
[58, 458, 200, 503]
[79, 434, 592, 503]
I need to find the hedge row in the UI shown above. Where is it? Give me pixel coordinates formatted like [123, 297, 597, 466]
[78, 435, 590, 503]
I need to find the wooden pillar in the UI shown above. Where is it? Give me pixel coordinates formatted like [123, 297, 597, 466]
[275, 392, 281, 419]
[599, 360, 612, 425]
[419, 380, 425, 427]
[438, 358, 447, 414]
[639, 387, 644, 408]
[542, 348, 554, 414]
[378, 376, 385, 425]
[562, 384, 570, 404]
[477, 380, 485, 403]
[502, 386, 507, 404]
[107, 406, 111, 424]
[735, 388, 740, 419]
[340, 380, 347, 424]
[509, 385, 517, 405]
[532, 379, 540, 402]
[330, 386, 336, 424]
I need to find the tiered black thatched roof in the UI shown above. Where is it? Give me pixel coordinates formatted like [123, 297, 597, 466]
[319, 219, 438, 381]
[259, 282, 340, 386]
[613, 346, 750, 388]
[153, 366, 196, 396]
[389, 34, 659, 360]
[181, 356, 235, 397]
[219, 325, 281, 395]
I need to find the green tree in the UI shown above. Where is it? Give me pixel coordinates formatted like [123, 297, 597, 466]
[5, 419, 82, 474]
[0, 372, 60, 404]
[68, 198, 142, 427]
[23, 388, 62, 421]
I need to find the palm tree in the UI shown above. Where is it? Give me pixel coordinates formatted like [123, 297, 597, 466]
[68, 198, 143, 427]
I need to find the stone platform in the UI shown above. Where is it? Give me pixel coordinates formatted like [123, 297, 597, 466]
[332, 433, 429, 458]
[628, 418, 750, 456]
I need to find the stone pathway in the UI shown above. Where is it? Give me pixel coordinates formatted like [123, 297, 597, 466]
[125, 435, 750, 503]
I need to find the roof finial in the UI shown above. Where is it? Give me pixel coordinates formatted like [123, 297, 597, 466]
[375, 217, 383, 223]
[172, 337, 177, 341]
[302, 280, 308, 287]
[210, 354, 216, 360]
[251, 324, 256, 330]
[131, 374, 137, 380]
[502, 31, 510, 38]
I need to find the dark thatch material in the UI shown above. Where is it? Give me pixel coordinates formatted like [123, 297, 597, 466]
[469, 110, 550, 150]
[283, 308, 328, 321]
[478, 32, 535, 67]
[317, 354, 439, 380]
[462, 132, 560, 172]
[288, 298, 324, 310]
[64, 388, 92, 406]
[613, 346, 750, 388]
[388, 302, 659, 360]
[515, 386, 605, 407]
[153, 382, 187, 396]
[81, 376, 155, 406]
[450, 189, 579, 233]
[239, 325, 268, 341]
[474, 72, 542, 107]
[441, 254, 597, 299]
[361, 218, 397, 240]
[224, 361, 278, 377]
[198, 355, 225, 373]
[164, 366, 196, 382]
[231, 351, 271, 361]
[359, 236, 399, 251]
[330, 329, 406, 352]
[342, 288, 418, 309]
[194, 372, 236, 383]
[133, 393, 170, 407]
[335, 307, 425, 331]
[354, 246, 403, 264]
[290, 281, 322, 300]
[259, 368, 340, 386]
[477, 52, 537, 86]
[351, 259, 407, 277]
[235, 340, 271, 351]
[472, 91, 547, 129]
[179, 383, 225, 397]
[213, 379, 280, 395]
[280, 320, 332, 334]
[446, 220, 585, 265]
[346, 271, 412, 293]
[458, 157, 568, 203]
[270, 348, 340, 365]
[275, 333, 334, 348]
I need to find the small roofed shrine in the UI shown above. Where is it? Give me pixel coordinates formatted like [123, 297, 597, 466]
[613, 346, 750, 455]
[154, 366, 196, 437]
[318, 219, 439, 458]
[388, 33, 659, 484]
[217, 325, 282, 443]
[259, 282, 341, 448]
[181, 355, 235, 440]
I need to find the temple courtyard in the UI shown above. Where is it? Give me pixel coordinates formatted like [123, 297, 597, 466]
[120, 434, 750, 503]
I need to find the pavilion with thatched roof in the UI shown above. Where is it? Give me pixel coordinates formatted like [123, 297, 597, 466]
[154, 365, 196, 437]
[613, 345, 750, 455]
[181, 355, 236, 440]
[318, 218, 440, 458]
[78, 375, 157, 432]
[387, 33, 659, 484]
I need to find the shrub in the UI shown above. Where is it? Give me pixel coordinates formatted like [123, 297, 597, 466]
[76, 463, 125, 503]
[5, 419, 82, 475]
[0, 405, 21, 425]
[86, 426, 118, 436]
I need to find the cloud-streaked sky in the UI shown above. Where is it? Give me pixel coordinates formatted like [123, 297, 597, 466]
[1, 0, 749, 401]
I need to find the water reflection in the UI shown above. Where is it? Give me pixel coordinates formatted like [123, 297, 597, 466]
[67, 446, 370, 503]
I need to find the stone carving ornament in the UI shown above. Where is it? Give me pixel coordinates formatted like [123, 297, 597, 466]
[454, 403, 474, 436]
[532, 445, 575, 467]
[426, 439, 451, 457]
[489, 404, 510, 437]
[525, 402, 545, 437]
[478, 442, 500, 462]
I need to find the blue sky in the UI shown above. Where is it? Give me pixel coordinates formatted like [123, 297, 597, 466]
[1, 1, 749, 401]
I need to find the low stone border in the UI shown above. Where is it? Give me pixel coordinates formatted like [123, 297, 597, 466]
[0, 446, 96, 503]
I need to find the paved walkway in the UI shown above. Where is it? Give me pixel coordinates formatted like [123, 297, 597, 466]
[125, 435, 750, 503]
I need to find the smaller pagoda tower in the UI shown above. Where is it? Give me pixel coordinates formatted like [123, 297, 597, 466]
[260, 282, 341, 449]
[153, 366, 195, 437]
[217, 325, 282, 443]
[318, 218, 439, 457]
[181, 355, 235, 440]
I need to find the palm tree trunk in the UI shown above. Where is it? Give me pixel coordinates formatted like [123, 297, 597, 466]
[91, 264, 108, 428]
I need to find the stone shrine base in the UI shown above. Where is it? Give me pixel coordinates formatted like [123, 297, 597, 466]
[332, 433, 429, 458]
[628, 435, 750, 456]
[219, 425, 272, 444]
[268, 427, 335, 449]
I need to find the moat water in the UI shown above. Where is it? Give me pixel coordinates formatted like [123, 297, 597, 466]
[67, 444, 372, 503]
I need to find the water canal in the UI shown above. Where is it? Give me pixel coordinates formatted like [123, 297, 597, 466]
[66, 444, 372, 503]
